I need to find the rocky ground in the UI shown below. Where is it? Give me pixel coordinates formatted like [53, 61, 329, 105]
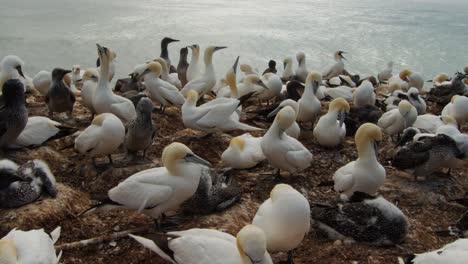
[0, 88, 467, 264]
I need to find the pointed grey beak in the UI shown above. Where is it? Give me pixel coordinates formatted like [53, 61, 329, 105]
[184, 153, 212, 167]
[338, 110, 347, 128]
[283, 62, 287, 70]
[189, 44, 198, 50]
[373, 141, 378, 153]
[15, 65, 25, 78]
[312, 81, 320, 94]
[232, 56, 240, 74]
[214, 46, 227, 52]
[96, 43, 103, 54]
[267, 106, 281, 119]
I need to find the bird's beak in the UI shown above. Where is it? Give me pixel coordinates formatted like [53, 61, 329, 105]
[267, 106, 281, 119]
[15, 65, 25, 78]
[189, 44, 197, 49]
[170, 39, 180, 43]
[185, 153, 212, 167]
[214, 46, 227, 52]
[283, 62, 286, 70]
[65, 69, 72, 75]
[373, 141, 379, 153]
[232, 56, 240, 74]
[91, 76, 98, 82]
[312, 81, 320, 93]
[257, 79, 268, 89]
[96, 43, 104, 55]
[136, 68, 151, 80]
[338, 110, 347, 128]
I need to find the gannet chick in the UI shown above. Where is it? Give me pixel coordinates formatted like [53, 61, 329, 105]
[400, 69, 424, 91]
[186, 44, 201, 82]
[377, 61, 393, 84]
[32, 70, 52, 96]
[333, 123, 385, 199]
[160, 37, 179, 73]
[0, 79, 28, 149]
[345, 104, 383, 136]
[221, 133, 265, 169]
[0, 159, 57, 208]
[177, 47, 189, 87]
[262, 60, 277, 75]
[281, 57, 294, 82]
[413, 114, 455, 134]
[80, 68, 99, 116]
[139, 61, 185, 112]
[82, 142, 211, 220]
[408, 239, 468, 264]
[71, 64, 83, 91]
[428, 72, 466, 105]
[314, 98, 350, 147]
[296, 71, 322, 125]
[261, 106, 312, 178]
[182, 90, 262, 132]
[353, 80, 376, 107]
[267, 99, 300, 139]
[407, 87, 426, 114]
[181, 46, 227, 97]
[14, 116, 77, 148]
[322, 51, 346, 80]
[236, 74, 269, 99]
[295, 51, 308, 82]
[153, 57, 182, 88]
[93, 44, 136, 123]
[252, 184, 310, 263]
[124, 98, 155, 159]
[260, 73, 282, 102]
[442, 95, 468, 126]
[74, 113, 125, 166]
[311, 192, 408, 245]
[0, 55, 25, 93]
[45, 68, 75, 117]
[378, 100, 417, 135]
[129, 224, 273, 264]
[1, 226, 62, 264]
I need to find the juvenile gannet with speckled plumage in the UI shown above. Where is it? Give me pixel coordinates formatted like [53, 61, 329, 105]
[296, 71, 322, 125]
[186, 44, 201, 82]
[124, 98, 155, 159]
[322, 51, 346, 80]
[353, 80, 376, 107]
[267, 99, 300, 139]
[252, 184, 310, 263]
[400, 69, 424, 91]
[261, 106, 312, 178]
[80, 68, 99, 116]
[0, 226, 62, 264]
[0, 79, 28, 149]
[0, 55, 25, 94]
[378, 100, 417, 135]
[181, 46, 226, 97]
[93, 44, 136, 123]
[377, 61, 393, 84]
[282, 57, 294, 82]
[314, 98, 350, 147]
[160, 37, 179, 73]
[74, 113, 125, 165]
[129, 224, 273, 264]
[295, 51, 308, 82]
[333, 123, 385, 199]
[221, 133, 265, 169]
[153, 58, 182, 88]
[442, 95, 468, 126]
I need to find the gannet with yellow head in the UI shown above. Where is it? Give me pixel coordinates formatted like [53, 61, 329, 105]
[221, 133, 265, 169]
[378, 100, 417, 135]
[314, 98, 350, 147]
[322, 51, 346, 80]
[296, 71, 322, 124]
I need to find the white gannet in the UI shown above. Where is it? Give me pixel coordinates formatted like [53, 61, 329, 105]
[413, 114, 455, 134]
[129, 224, 273, 264]
[235, 75, 269, 99]
[377, 61, 393, 84]
[181, 46, 226, 97]
[296, 71, 322, 125]
[84, 142, 211, 220]
[400, 69, 424, 91]
[0, 55, 25, 93]
[281, 57, 294, 82]
[295, 51, 308, 82]
[353, 80, 376, 107]
[261, 73, 282, 102]
[80, 68, 99, 116]
[216, 56, 241, 99]
[383, 83, 407, 111]
[240, 64, 258, 81]
[409, 239, 468, 264]
[432, 72, 452, 87]
[388, 74, 409, 91]
[93, 44, 136, 123]
[322, 51, 346, 80]
[314, 98, 350, 147]
[324, 85, 354, 101]
[14, 116, 77, 148]
[153, 58, 182, 89]
[186, 44, 201, 82]
[1, 227, 62, 264]
[333, 123, 385, 199]
[252, 184, 310, 263]
[139, 61, 185, 112]
[74, 113, 125, 165]
[442, 95, 468, 126]
[97, 49, 116, 81]
[32, 70, 52, 96]
[407, 87, 426, 114]
[221, 133, 265, 169]
[261, 106, 312, 178]
[182, 90, 262, 132]
[378, 100, 417, 135]
[0, 79, 28, 149]
[70, 64, 83, 92]
[267, 99, 300, 139]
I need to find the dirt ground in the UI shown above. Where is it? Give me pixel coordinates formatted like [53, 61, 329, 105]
[0, 86, 467, 264]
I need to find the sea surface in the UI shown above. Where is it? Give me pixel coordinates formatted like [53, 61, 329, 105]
[1, 0, 467, 83]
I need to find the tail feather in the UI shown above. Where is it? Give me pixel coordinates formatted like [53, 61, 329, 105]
[50, 226, 61, 244]
[77, 197, 122, 216]
[47, 125, 79, 142]
[129, 234, 177, 264]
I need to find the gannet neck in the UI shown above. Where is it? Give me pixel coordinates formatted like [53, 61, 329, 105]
[226, 72, 238, 98]
[356, 139, 378, 162]
[323, 110, 340, 126]
[98, 56, 110, 87]
[204, 49, 215, 76]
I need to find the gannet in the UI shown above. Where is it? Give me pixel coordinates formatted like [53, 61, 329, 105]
[400, 69, 424, 91]
[409, 239, 468, 264]
[93, 44, 136, 123]
[14, 116, 77, 148]
[221, 133, 265, 169]
[377, 61, 393, 84]
[413, 114, 455, 134]
[71, 64, 83, 91]
[0, 79, 28, 149]
[0, 55, 25, 94]
[262, 60, 277, 75]
[153, 57, 182, 88]
[383, 83, 407, 111]
[186, 44, 201, 82]
[240, 63, 258, 78]
[177, 47, 189, 87]
[267, 99, 300, 139]
[407, 87, 426, 114]
[0, 159, 57, 208]
[182, 90, 262, 132]
[296, 71, 322, 125]
[388, 74, 409, 91]
[234, 74, 269, 100]
[96, 49, 117, 81]
[322, 51, 346, 80]
[261, 106, 312, 178]
[333, 123, 385, 199]
[1, 226, 62, 264]
[139, 61, 185, 112]
[281, 57, 294, 82]
[74, 113, 125, 165]
[260, 73, 282, 102]
[311, 192, 408, 245]
[432, 72, 451, 87]
[45, 68, 75, 117]
[323, 85, 354, 101]
[80, 68, 99, 116]
[32, 70, 52, 96]
[160, 37, 179, 73]
[295, 51, 308, 82]
[314, 98, 350, 147]
[124, 98, 155, 159]
[378, 100, 417, 135]
[428, 72, 466, 105]
[181, 46, 226, 97]
[82, 142, 211, 220]
[353, 80, 376, 107]
[252, 184, 310, 263]
[129, 224, 273, 264]
[215, 56, 241, 98]
[442, 95, 468, 126]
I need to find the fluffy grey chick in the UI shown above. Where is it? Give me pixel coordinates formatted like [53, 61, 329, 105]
[45, 68, 75, 118]
[0, 79, 28, 149]
[124, 97, 155, 159]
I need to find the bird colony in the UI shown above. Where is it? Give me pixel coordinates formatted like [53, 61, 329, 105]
[0, 37, 468, 264]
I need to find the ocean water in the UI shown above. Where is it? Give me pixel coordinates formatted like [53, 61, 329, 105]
[1, 0, 467, 83]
